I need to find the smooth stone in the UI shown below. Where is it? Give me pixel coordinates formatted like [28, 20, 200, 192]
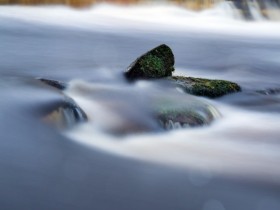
[256, 88, 280, 95]
[43, 98, 88, 129]
[153, 97, 219, 130]
[38, 78, 68, 90]
[125, 44, 175, 80]
[169, 76, 241, 98]
[38, 78, 87, 129]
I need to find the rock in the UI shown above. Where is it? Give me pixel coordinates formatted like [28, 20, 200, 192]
[38, 78, 67, 90]
[153, 96, 219, 130]
[43, 97, 88, 129]
[38, 77, 220, 134]
[256, 88, 280, 95]
[125, 44, 175, 80]
[38, 78, 87, 129]
[170, 76, 241, 98]
[124, 45, 241, 98]
[156, 108, 211, 129]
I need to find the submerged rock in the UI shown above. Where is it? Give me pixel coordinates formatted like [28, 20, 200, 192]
[38, 78, 87, 129]
[256, 88, 280, 95]
[125, 44, 175, 80]
[170, 76, 241, 98]
[154, 98, 219, 130]
[38, 78, 67, 90]
[38, 78, 220, 134]
[43, 98, 87, 129]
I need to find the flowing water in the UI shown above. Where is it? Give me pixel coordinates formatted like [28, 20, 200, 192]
[1, 2, 280, 210]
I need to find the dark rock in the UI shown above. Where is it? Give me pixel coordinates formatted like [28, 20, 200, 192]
[125, 44, 175, 80]
[154, 100, 218, 130]
[38, 78, 87, 129]
[151, 92, 220, 130]
[170, 76, 241, 98]
[124, 45, 241, 98]
[43, 96, 87, 129]
[256, 88, 280, 95]
[38, 78, 67, 90]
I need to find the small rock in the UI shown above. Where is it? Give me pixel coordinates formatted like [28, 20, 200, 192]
[38, 78, 67, 90]
[43, 97, 87, 129]
[125, 44, 175, 80]
[256, 88, 280, 95]
[154, 98, 218, 130]
[170, 76, 241, 98]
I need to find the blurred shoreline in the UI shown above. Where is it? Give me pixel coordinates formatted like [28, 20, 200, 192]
[0, 0, 138, 8]
[0, 0, 231, 9]
[1, 0, 280, 20]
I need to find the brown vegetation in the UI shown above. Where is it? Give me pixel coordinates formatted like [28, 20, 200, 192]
[0, 0, 221, 9]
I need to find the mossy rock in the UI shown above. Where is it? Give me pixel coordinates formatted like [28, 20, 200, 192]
[170, 76, 241, 98]
[153, 97, 220, 130]
[125, 44, 175, 80]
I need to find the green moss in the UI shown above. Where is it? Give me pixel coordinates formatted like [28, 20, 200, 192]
[125, 44, 175, 80]
[171, 76, 241, 98]
[139, 55, 165, 78]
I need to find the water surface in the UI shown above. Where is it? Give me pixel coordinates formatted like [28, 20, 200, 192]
[1, 3, 280, 210]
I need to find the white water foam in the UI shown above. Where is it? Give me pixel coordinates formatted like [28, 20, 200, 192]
[64, 81, 280, 184]
[66, 100, 280, 183]
[0, 2, 280, 38]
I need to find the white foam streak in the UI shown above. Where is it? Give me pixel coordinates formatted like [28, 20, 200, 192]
[66, 101, 280, 183]
[1, 3, 280, 38]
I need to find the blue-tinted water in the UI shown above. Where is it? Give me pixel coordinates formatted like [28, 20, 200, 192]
[0, 3, 280, 210]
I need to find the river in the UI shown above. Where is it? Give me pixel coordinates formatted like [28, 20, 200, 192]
[0, 2, 280, 210]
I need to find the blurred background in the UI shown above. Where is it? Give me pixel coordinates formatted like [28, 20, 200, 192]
[0, 0, 279, 16]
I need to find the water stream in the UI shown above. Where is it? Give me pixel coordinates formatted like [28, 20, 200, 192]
[1, 2, 280, 209]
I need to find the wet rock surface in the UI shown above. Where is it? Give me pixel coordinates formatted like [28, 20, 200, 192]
[39, 78, 68, 90]
[125, 44, 175, 80]
[256, 87, 280, 95]
[170, 76, 241, 98]
[154, 98, 218, 130]
[124, 44, 241, 98]
[43, 99, 87, 129]
[38, 79, 87, 129]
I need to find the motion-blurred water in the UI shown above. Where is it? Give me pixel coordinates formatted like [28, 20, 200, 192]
[0, 2, 280, 210]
